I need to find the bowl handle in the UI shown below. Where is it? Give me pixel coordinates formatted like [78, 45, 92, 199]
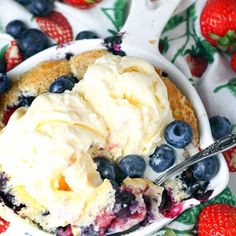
[120, 0, 182, 55]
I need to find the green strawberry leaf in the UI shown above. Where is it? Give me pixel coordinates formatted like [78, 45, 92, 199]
[184, 45, 198, 57]
[163, 15, 186, 33]
[113, 0, 128, 29]
[0, 44, 9, 60]
[159, 37, 169, 54]
[107, 29, 118, 35]
[102, 0, 128, 35]
[164, 229, 176, 236]
[197, 38, 216, 63]
[187, 4, 197, 21]
[214, 78, 236, 97]
[228, 84, 236, 97]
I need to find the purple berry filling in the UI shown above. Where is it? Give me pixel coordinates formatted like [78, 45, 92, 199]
[0, 172, 8, 190]
[80, 224, 98, 236]
[180, 168, 211, 201]
[141, 196, 155, 225]
[158, 189, 175, 216]
[0, 191, 26, 212]
[113, 190, 136, 218]
[56, 224, 73, 236]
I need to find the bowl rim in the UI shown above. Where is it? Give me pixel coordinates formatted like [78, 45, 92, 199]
[4, 38, 229, 236]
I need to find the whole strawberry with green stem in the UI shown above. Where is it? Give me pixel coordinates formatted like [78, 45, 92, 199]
[200, 0, 236, 52]
[62, 0, 101, 9]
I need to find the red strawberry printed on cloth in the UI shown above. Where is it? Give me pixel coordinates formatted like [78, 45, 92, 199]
[35, 11, 73, 44]
[63, 0, 101, 9]
[186, 54, 208, 78]
[3, 40, 23, 72]
[224, 146, 236, 172]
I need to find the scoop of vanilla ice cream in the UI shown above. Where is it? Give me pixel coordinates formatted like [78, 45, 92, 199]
[76, 55, 173, 158]
[0, 93, 106, 227]
[0, 54, 173, 228]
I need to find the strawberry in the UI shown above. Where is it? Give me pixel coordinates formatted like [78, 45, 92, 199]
[62, 0, 101, 9]
[223, 146, 236, 172]
[0, 217, 10, 234]
[186, 54, 208, 77]
[200, 0, 236, 52]
[35, 11, 73, 44]
[230, 51, 236, 73]
[3, 40, 23, 72]
[198, 204, 236, 236]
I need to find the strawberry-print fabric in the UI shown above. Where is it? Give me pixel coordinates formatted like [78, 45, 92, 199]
[0, 0, 235, 235]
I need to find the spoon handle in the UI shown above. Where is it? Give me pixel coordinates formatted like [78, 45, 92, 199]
[154, 133, 236, 185]
[120, 0, 182, 55]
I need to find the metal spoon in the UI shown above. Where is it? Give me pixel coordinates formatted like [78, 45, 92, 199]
[154, 133, 236, 185]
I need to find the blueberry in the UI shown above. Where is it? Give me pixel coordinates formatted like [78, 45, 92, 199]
[149, 144, 176, 172]
[118, 155, 146, 178]
[209, 116, 232, 139]
[18, 29, 49, 58]
[164, 120, 193, 148]
[19, 96, 36, 107]
[191, 156, 220, 181]
[75, 31, 98, 40]
[0, 57, 6, 74]
[65, 52, 74, 60]
[113, 190, 135, 218]
[0, 74, 11, 93]
[104, 35, 122, 45]
[114, 165, 127, 184]
[94, 157, 116, 180]
[27, 0, 54, 16]
[15, 0, 31, 5]
[49, 77, 74, 93]
[65, 75, 79, 84]
[56, 75, 78, 84]
[6, 20, 27, 39]
[103, 34, 126, 56]
[115, 190, 135, 205]
[49, 75, 78, 94]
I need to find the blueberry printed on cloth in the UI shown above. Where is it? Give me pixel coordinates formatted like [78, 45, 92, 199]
[0, 0, 235, 235]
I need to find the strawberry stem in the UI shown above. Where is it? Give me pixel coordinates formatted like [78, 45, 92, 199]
[210, 30, 236, 52]
[213, 84, 229, 93]
[85, 0, 96, 4]
[171, 8, 191, 63]
[168, 34, 186, 41]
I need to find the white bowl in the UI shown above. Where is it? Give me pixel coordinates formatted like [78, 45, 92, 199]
[3, 38, 229, 236]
